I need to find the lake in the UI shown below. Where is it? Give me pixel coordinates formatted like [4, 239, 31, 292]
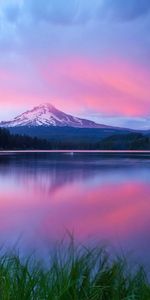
[0, 152, 150, 264]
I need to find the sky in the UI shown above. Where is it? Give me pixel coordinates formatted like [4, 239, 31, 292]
[0, 0, 150, 129]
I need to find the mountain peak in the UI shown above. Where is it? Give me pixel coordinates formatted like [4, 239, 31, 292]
[35, 103, 56, 110]
[0, 103, 111, 129]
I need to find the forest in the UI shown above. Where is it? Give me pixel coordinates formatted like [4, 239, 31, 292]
[0, 128, 149, 150]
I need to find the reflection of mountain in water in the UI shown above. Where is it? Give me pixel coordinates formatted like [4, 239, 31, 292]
[0, 153, 98, 194]
[0, 153, 150, 195]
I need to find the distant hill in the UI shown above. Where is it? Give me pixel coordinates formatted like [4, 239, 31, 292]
[0, 128, 149, 150]
[8, 126, 132, 142]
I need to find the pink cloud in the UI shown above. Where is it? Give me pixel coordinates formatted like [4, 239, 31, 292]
[39, 55, 150, 117]
[0, 54, 149, 119]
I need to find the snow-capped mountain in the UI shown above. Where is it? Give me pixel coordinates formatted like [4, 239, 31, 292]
[0, 103, 111, 129]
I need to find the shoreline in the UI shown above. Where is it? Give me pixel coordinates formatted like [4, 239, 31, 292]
[0, 150, 150, 153]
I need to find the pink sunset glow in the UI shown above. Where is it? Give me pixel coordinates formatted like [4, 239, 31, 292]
[0, 56, 150, 123]
[0, 0, 149, 129]
[39, 56, 150, 117]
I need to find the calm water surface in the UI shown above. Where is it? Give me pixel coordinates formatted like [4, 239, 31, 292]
[0, 152, 150, 263]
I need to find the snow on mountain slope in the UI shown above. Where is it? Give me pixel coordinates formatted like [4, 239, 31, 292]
[0, 103, 112, 128]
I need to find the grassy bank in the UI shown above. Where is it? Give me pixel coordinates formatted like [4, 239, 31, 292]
[0, 240, 149, 300]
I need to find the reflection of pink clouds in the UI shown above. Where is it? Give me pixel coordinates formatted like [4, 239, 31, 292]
[0, 177, 150, 251]
[39, 181, 150, 243]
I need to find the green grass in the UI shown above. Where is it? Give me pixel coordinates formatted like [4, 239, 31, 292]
[0, 239, 149, 300]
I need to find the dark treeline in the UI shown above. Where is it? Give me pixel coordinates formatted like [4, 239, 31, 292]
[0, 128, 52, 150]
[0, 128, 150, 150]
[97, 133, 150, 150]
